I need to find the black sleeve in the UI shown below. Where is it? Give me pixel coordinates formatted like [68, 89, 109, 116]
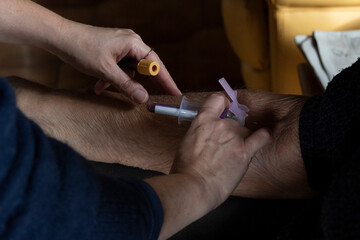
[299, 59, 360, 239]
[299, 58, 360, 191]
[321, 147, 360, 239]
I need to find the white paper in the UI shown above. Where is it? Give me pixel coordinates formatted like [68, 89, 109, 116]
[315, 30, 360, 80]
[295, 30, 360, 90]
[295, 35, 329, 88]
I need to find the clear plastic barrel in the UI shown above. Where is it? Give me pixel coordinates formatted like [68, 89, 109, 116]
[178, 96, 201, 124]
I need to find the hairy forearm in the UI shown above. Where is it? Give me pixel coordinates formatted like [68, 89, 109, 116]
[236, 91, 313, 198]
[10, 77, 226, 239]
[10, 77, 198, 173]
[10, 77, 314, 199]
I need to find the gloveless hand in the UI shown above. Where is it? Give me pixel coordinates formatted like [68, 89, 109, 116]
[171, 93, 270, 205]
[0, 0, 181, 104]
[51, 20, 181, 103]
[145, 93, 270, 239]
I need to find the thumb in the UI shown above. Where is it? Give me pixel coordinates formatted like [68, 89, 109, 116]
[105, 61, 149, 103]
[244, 128, 270, 158]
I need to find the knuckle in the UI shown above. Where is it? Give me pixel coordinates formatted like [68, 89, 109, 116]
[215, 119, 237, 132]
[210, 92, 225, 100]
[216, 122, 238, 143]
[194, 112, 208, 124]
[123, 28, 135, 34]
[234, 146, 248, 160]
[117, 78, 133, 92]
[131, 33, 142, 41]
[129, 39, 141, 51]
[98, 60, 113, 78]
[112, 28, 123, 37]
[214, 119, 227, 131]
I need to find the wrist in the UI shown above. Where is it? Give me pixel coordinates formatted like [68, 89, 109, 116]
[145, 172, 219, 239]
[180, 172, 222, 210]
[178, 170, 228, 208]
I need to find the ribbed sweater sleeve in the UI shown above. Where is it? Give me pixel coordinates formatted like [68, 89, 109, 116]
[0, 77, 163, 240]
[299, 59, 360, 239]
[299, 59, 360, 191]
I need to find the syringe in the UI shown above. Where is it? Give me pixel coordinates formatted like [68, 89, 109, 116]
[147, 96, 242, 125]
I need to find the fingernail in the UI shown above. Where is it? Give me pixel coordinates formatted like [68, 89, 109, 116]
[94, 80, 104, 95]
[131, 90, 147, 103]
[261, 129, 271, 139]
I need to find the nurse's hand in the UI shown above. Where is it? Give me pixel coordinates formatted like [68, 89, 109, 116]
[52, 21, 181, 103]
[0, 0, 181, 104]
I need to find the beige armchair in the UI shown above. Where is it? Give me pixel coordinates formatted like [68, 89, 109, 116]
[222, 0, 360, 94]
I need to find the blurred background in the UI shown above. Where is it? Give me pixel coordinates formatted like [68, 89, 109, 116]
[1, 0, 338, 239]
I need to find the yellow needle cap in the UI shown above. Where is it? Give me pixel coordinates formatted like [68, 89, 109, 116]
[137, 59, 160, 76]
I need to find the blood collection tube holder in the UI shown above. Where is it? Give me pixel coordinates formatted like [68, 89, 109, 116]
[178, 96, 241, 124]
[178, 96, 200, 124]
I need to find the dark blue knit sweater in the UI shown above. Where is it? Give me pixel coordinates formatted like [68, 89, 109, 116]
[0, 77, 163, 240]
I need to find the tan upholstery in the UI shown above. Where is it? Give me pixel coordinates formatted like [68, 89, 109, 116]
[222, 0, 360, 94]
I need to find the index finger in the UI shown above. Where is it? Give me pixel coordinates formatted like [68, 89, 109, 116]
[124, 41, 181, 96]
[198, 93, 230, 118]
[146, 51, 182, 96]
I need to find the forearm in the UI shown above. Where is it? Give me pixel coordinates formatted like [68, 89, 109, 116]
[0, 0, 62, 49]
[10, 77, 194, 173]
[11, 78, 229, 239]
[0, 0, 89, 63]
[10, 77, 312, 199]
